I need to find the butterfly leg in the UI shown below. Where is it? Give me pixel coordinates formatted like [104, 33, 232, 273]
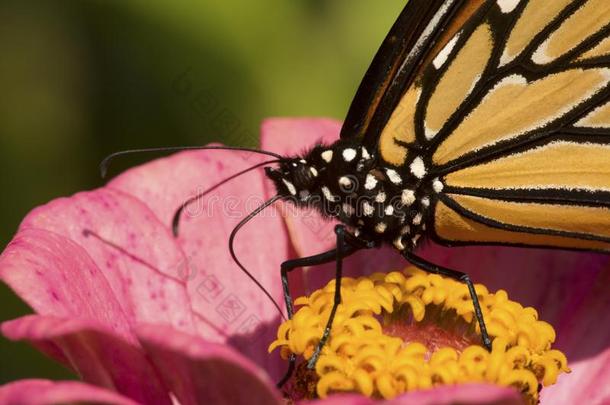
[307, 225, 377, 368]
[402, 251, 492, 350]
[276, 225, 375, 388]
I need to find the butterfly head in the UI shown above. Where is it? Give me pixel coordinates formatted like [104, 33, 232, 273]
[265, 157, 321, 202]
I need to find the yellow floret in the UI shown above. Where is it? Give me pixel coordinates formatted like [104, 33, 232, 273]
[269, 267, 570, 403]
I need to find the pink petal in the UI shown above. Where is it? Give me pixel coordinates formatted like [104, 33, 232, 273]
[303, 385, 522, 405]
[541, 347, 610, 404]
[0, 228, 132, 341]
[2, 315, 171, 405]
[260, 117, 342, 159]
[0, 379, 139, 405]
[109, 148, 290, 377]
[386, 384, 523, 405]
[538, 261, 610, 404]
[303, 394, 374, 405]
[19, 187, 195, 333]
[137, 324, 282, 405]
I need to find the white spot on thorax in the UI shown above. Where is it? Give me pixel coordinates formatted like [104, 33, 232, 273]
[375, 222, 387, 233]
[342, 148, 357, 162]
[433, 32, 461, 69]
[362, 201, 374, 216]
[412, 234, 421, 246]
[375, 192, 386, 203]
[421, 197, 430, 207]
[497, 0, 520, 13]
[361, 147, 371, 160]
[401, 189, 416, 206]
[386, 168, 402, 185]
[412, 213, 423, 225]
[338, 176, 352, 187]
[310, 167, 318, 177]
[282, 179, 296, 195]
[394, 236, 405, 250]
[342, 203, 354, 216]
[384, 205, 394, 216]
[321, 186, 337, 202]
[432, 178, 444, 193]
[299, 159, 307, 164]
[365, 174, 378, 190]
[410, 157, 426, 179]
[321, 150, 333, 163]
[299, 190, 310, 201]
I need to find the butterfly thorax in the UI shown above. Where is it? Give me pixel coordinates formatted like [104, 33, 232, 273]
[266, 139, 440, 251]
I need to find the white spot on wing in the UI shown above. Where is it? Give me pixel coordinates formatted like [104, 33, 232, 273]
[365, 174, 378, 190]
[342, 148, 357, 162]
[384, 205, 394, 216]
[433, 178, 444, 193]
[393, 236, 405, 250]
[532, 40, 552, 65]
[497, 74, 528, 87]
[282, 179, 297, 195]
[433, 32, 461, 69]
[410, 157, 426, 179]
[424, 124, 437, 140]
[497, 0, 521, 13]
[421, 197, 430, 207]
[321, 150, 333, 163]
[576, 103, 610, 128]
[499, 49, 513, 67]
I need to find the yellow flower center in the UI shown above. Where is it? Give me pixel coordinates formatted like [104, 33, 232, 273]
[269, 267, 570, 404]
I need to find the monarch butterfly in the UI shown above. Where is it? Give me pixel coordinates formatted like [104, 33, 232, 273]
[261, 0, 610, 384]
[102, 0, 610, 388]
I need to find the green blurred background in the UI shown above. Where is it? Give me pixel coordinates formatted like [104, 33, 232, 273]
[0, 0, 405, 383]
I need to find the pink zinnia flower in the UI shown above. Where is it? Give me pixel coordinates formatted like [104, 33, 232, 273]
[1, 118, 609, 404]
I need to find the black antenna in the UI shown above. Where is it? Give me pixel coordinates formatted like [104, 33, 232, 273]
[229, 194, 285, 320]
[100, 145, 284, 178]
[172, 159, 281, 236]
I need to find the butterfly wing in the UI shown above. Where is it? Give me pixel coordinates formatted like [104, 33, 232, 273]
[340, 0, 476, 141]
[350, 0, 610, 251]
